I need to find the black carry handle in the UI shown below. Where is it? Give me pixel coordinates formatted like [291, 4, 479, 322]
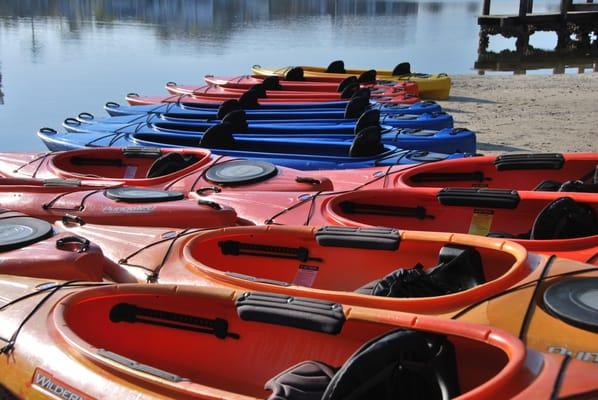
[55, 236, 90, 253]
[219, 240, 315, 262]
[437, 188, 520, 209]
[122, 147, 163, 158]
[494, 153, 564, 170]
[315, 226, 400, 251]
[236, 292, 345, 334]
[62, 214, 86, 226]
[339, 201, 431, 220]
[410, 171, 487, 183]
[295, 176, 322, 185]
[109, 303, 239, 340]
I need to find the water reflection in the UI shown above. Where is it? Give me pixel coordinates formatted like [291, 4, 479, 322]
[0, 69, 4, 105]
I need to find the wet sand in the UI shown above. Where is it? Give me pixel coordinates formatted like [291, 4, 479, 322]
[441, 73, 598, 154]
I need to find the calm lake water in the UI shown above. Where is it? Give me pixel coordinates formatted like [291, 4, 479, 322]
[0, 0, 593, 151]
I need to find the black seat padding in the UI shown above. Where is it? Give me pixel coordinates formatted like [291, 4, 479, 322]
[265, 329, 460, 400]
[199, 123, 236, 149]
[355, 245, 485, 298]
[146, 152, 198, 178]
[530, 197, 598, 240]
[533, 179, 562, 192]
[266, 361, 337, 400]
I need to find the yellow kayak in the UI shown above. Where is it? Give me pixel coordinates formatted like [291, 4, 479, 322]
[252, 60, 451, 100]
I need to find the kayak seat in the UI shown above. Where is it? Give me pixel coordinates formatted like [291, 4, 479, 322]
[530, 197, 598, 240]
[199, 123, 236, 150]
[534, 180, 562, 191]
[393, 62, 412, 76]
[487, 197, 598, 240]
[146, 152, 198, 178]
[558, 180, 598, 193]
[265, 329, 459, 400]
[326, 60, 346, 74]
[285, 67, 305, 81]
[349, 126, 384, 157]
[265, 361, 337, 400]
[354, 245, 485, 298]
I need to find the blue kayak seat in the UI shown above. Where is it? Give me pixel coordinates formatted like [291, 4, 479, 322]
[217, 100, 242, 119]
[337, 76, 359, 93]
[285, 67, 304, 81]
[354, 109, 381, 134]
[221, 109, 248, 131]
[344, 96, 369, 119]
[326, 60, 346, 74]
[349, 126, 384, 157]
[392, 62, 411, 76]
[199, 123, 236, 149]
[265, 329, 460, 400]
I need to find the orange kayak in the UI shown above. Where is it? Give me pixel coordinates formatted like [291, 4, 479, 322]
[0, 147, 335, 192]
[0, 210, 110, 281]
[203, 74, 420, 96]
[193, 188, 598, 263]
[0, 178, 237, 228]
[396, 152, 598, 193]
[0, 276, 595, 399]
[59, 223, 598, 361]
[165, 82, 417, 103]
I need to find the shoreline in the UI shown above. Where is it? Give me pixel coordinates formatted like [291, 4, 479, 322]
[440, 72, 598, 154]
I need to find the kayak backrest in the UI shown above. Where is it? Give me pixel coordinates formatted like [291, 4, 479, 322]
[344, 96, 369, 119]
[349, 126, 384, 157]
[199, 123, 236, 150]
[249, 84, 267, 98]
[322, 329, 460, 400]
[340, 82, 360, 99]
[352, 87, 371, 101]
[285, 66, 305, 81]
[239, 89, 260, 108]
[392, 62, 411, 76]
[217, 99, 242, 119]
[354, 109, 381, 134]
[357, 69, 376, 84]
[337, 76, 359, 93]
[326, 60, 346, 74]
[221, 109, 249, 131]
[262, 76, 282, 90]
[146, 152, 199, 179]
[530, 197, 598, 240]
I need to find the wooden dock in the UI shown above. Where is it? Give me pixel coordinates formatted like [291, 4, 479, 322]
[477, 0, 598, 73]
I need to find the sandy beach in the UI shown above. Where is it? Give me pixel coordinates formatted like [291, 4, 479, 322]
[442, 73, 598, 154]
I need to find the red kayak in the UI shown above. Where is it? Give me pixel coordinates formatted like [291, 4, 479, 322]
[396, 152, 598, 193]
[204, 74, 420, 96]
[0, 147, 335, 192]
[0, 209, 112, 281]
[165, 82, 420, 104]
[195, 188, 598, 263]
[0, 178, 237, 228]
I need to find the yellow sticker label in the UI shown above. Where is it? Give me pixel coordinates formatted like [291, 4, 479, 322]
[468, 209, 494, 236]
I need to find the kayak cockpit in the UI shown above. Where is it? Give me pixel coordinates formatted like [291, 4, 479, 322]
[49, 147, 212, 182]
[184, 226, 531, 314]
[54, 285, 519, 399]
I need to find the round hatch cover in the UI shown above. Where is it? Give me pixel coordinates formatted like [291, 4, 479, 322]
[543, 277, 598, 332]
[205, 160, 278, 185]
[105, 187, 185, 203]
[0, 217, 54, 252]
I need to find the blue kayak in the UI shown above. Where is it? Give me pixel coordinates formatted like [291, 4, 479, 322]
[103, 98, 442, 118]
[62, 110, 473, 154]
[38, 124, 469, 171]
